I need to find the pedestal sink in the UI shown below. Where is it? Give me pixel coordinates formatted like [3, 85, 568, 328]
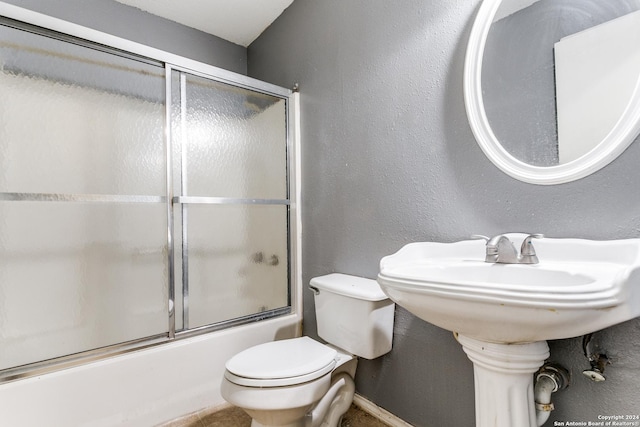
[378, 234, 640, 427]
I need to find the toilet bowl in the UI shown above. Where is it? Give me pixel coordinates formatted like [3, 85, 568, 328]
[221, 273, 395, 427]
[221, 337, 356, 427]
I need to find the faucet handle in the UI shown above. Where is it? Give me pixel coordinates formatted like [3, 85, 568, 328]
[521, 234, 543, 251]
[525, 233, 544, 239]
[520, 234, 543, 263]
[470, 234, 490, 242]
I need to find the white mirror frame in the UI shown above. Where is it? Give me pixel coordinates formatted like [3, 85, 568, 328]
[464, 0, 640, 185]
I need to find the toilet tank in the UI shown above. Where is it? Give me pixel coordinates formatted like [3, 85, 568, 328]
[310, 273, 395, 359]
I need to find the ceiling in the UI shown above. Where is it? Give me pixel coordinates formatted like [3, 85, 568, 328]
[114, 0, 294, 47]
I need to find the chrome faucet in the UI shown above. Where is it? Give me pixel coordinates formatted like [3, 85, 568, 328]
[486, 234, 519, 263]
[472, 234, 543, 264]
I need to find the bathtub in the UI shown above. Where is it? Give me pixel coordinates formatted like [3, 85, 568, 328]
[0, 314, 301, 426]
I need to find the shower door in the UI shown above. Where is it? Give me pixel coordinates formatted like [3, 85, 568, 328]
[169, 70, 290, 333]
[0, 16, 294, 380]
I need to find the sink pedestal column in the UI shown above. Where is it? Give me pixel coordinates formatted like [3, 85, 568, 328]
[457, 334, 550, 427]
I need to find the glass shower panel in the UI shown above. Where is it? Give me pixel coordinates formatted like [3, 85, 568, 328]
[0, 23, 168, 372]
[180, 73, 287, 199]
[187, 204, 289, 328]
[172, 69, 291, 331]
[0, 24, 165, 196]
[0, 19, 293, 377]
[0, 202, 168, 370]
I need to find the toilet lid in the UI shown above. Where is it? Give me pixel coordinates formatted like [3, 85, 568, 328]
[225, 337, 337, 387]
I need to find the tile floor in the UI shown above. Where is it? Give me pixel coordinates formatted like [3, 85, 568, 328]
[159, 404, 391, 427]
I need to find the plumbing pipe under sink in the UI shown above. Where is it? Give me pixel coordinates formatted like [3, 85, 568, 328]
[534, 364, 570, 426]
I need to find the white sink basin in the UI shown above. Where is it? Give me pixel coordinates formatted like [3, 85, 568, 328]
[378, 234, 640, 343]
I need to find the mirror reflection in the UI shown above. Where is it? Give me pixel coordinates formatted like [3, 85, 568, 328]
[482, 0, 640, 166]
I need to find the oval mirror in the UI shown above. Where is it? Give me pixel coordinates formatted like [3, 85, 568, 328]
[464, 0, 640, 185]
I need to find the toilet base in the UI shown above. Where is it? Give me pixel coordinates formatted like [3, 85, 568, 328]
[227, 372, 355, 427]
[250, 420, 306, 427]
[246, 408, 311, 427]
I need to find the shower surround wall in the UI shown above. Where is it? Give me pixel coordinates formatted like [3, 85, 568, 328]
[248, 1, 640, 426]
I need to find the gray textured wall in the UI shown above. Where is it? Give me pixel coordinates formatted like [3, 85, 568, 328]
[248, 1, 640, 426]
[1, 0, 247, 74]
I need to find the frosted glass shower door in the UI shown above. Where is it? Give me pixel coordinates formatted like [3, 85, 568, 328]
[0, 15, 294, 379]
[0, 24, 168, 370]
[171, 71, 290, 330]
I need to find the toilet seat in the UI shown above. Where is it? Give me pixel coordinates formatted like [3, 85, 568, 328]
[224, 337, 337, 387]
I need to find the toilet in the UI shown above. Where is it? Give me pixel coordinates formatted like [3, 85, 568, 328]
[220, 273, 395, 427]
